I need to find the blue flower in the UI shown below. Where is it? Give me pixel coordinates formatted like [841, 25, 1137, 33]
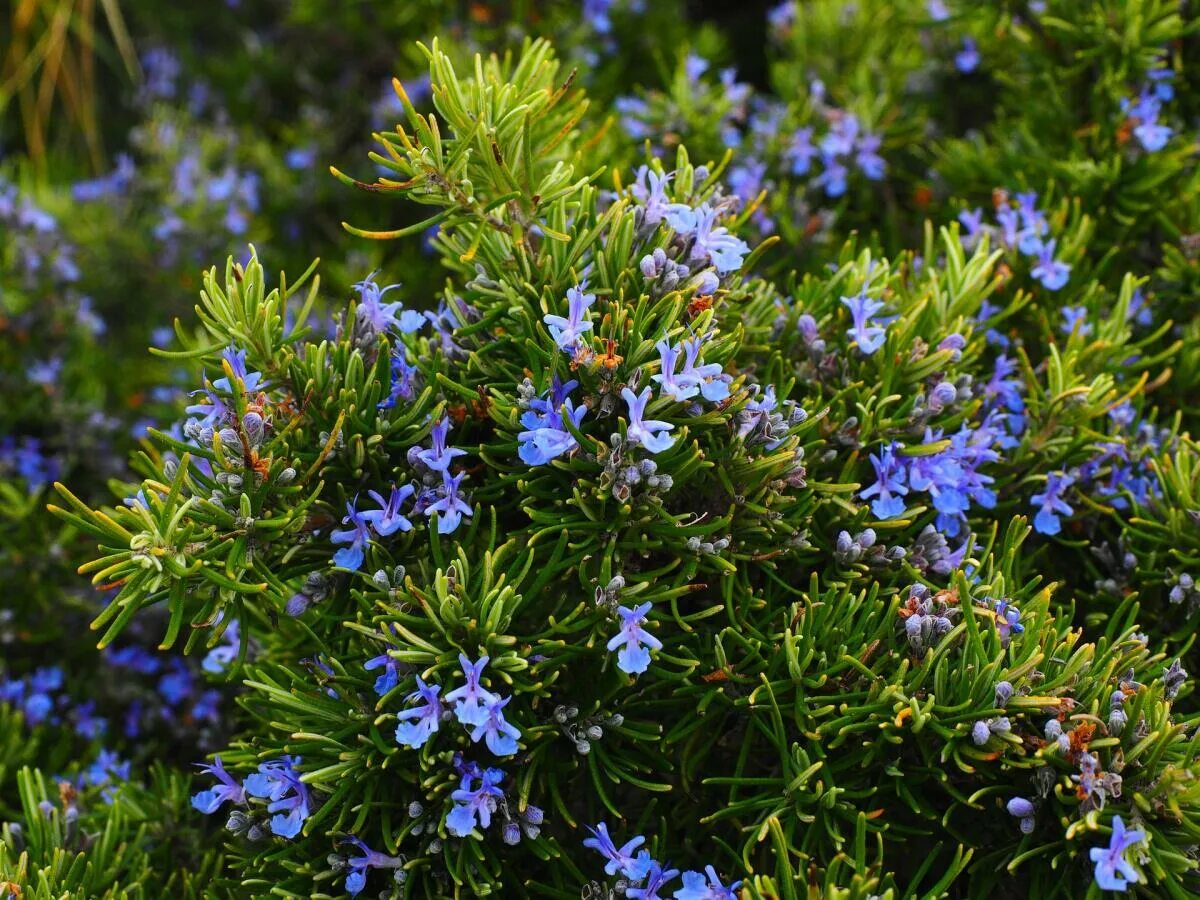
[444, 654, 499, 727]
[608, 602, 662, 675]
[243, 756, 311, 839]
[1089, 816, 1145, 892]
[583, 822, 653, 880]
[1032, 239, 1070, 291]
[341, 836, 404, 897]
[955, 38, 980, 73]
[675, 866, 741, 899]
[628, 860, 681, 899]
[787, 127, 818, 176]
[1031, 471, 1074, 535]
[416, 418, 467, 472]
[202, 620, 240, 674]
[860, 442, 909, 519]
[687, 205, 750, 274]
[469, 694, 521, 756]
[814, 152, 848, 197]
[544, 285, 596, 351]
[331, 499, 373, 570]
[446, 766, 505, 837]
[680, 337, 730, 402]
[354, 271, 425, 334]
[1059, 305, 1091, 335]
[364, 649, 401, 697]
[191, 756, 246, 814]
[622, 387, 676, 454]
[652, 339, 699, 402]
[631, 166, 675, 227]
[378, 348, 418, 409]
[519, 378, 588, 466]
[362, 484, 415, 536]
[991, 599, 1025, 647]
[854, 132, 886, 180]
[958, 207, 985, 247]
[426, 469, 473, 534]
[213, 345, 263, 395]
[395, 675, 443, 748]
[841, 287, 889, 355]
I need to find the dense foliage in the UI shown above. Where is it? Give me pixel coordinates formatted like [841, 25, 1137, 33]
[2, 2, 1200, 898]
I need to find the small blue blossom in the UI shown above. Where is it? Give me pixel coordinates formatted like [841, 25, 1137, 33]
[607, 602, 662, 675]
[469, 694, 521, 756]
[855, 132, 886, 180]
[395, 675, 443, 748]
[191, 757, 246, 814]
[364, 649, 401, 697]
[955, 38, 980, 73]
[426, 469, 473, 534]
[675, 866, 741, 899]
[519, 377, 588, 465]
[1032, 239, 1070, 290]
[444, 654, 499, 727]
[680, 337, 730, 402]
[652, 339, 699, 402]
[341, 836, 404, 897]
[1031, 471, 1075, 535]
[446, 766, 505, 837]
[362, 484, 415, 536]
[354, 272, 425, 334]
[787, 126, 818, 175]
[378, 348, 419, 409]
[1089, 816, 1145, 892]
[544, 285, 596, 351]
[416, 418, 467, 472]
[202, 620, 240, 674]
[583, 822, 653, 880]
[860, 442, 909, 519]
[628, 860, 681, 899]
[623, 386, 676, 454]
[841, 287, 889, 355]
[686, 205, 751, 274]
[243, 755, 312, 839]
[991, 598, 1025, 647]
[1059, 305, 1091, 335]
[331, 499, 374, 570]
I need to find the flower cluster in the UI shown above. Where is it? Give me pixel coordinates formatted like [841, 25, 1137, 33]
[958, 190, 1071, 291]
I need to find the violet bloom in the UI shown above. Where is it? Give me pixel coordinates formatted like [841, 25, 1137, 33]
[201, 620, 240, 674]
[955, 38, 980, 73]
[362, 484, 415, 536]
[652, 339, 699, 402]
[1089, 816, 1144, 892]
[681, 337, 730, 402]
[354, 271, 425, 334]
[445, 654, 499, 727]
[958, 207, 985, 248]
[814, 153, 849, 197]
[787, 127, 818, 176]
[377, 349, 418, 409]
[841, 288, 889, 355]
[243, 756, 311, 838]
[331, 499, 373, 570]
[1031, 471, 1074, 535]
[855, 133, 886, 181]
[519, 378, 587, 466]
[992, 598, 1026, 647]
[191, 757, 246, 814]
[364, 648, 401, 697]
[628, 860, 681, 900]
[631, 166, 674, 227]
[1059, 305, 1091, 336]
[622, 387, 676, 454]
[446, 767, 505, 836]
[1031, 239, 1070, 291]
[395, 675, 443, 748]
[583, 822, 653, 880]
[426, 469, 472, 534]
[544, 285, 595, 351]
[675, 866, 741, 899]
[416, 418, 467, 472]
[469, 694, 521, 756]
[688, 205, 750, 274]
[860, 442, 909, 519]
[608, 602, 662, 675]
[342, 836, 405, 897]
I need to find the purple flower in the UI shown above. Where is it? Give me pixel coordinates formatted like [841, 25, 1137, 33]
[854, 133, 886, 180]
[444, 654, 499, 727]
[583, 822, 653, 880]
[628, 860, 680, 899]
[426, 469, 472, 534]
[1059, 305, 1091, 336]
[1031, 471, 1074, 535]
[331, 499, 373, 570]
[955, 38, 980, 73]
[652, 339, 699, 402]
[814, 153, 849, 197]
[519, 378, 588, 466]
[395, 675, 443, 748]
[860, 442, 909, 519]
[446, 766, 505, 837]
[1032, 239, 1070, 291]
[544, 285, 595, 351]
[469, 695, 521, 756]
[354, 271, 425, 334]
[958, 207, 985, 247]
[675, 866, 741, 899]
[992, 598, 1025, 647]
[364, 649, 401, 697]
[202, 620, 240, 674]
[1089, 816, 1144, 892]
[631, 166, 675, 227]
[243, 756, 312, 839]
[787, 127, 818, 176]
[841, 288, 889, 355]
[362, 484, 415, 536]
[341, 836, 404, 897]
[688, 205, 750, 274]
[681, 337, 730, 402]
[607, 602, 662, 675]
[416, 418, 467, 472]
[622, 387, 676, 454]
[191, 757, 246, 813]
[378, 348, 418, 409]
